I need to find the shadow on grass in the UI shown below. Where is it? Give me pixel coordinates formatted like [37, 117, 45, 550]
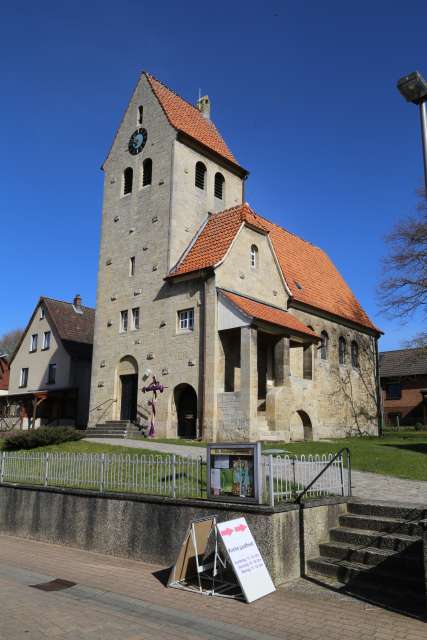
[382, 443, 427, 454]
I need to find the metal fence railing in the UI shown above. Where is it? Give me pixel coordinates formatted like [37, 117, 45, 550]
[263, 451, 351, 506]
[0, 450, 350, 505]
[0, 452, 205, 498]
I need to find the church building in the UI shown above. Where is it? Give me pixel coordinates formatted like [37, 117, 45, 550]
[88, 72, 381, 441]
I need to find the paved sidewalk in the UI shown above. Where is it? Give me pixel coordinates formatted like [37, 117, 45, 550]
[85, 437, 427, 505]
[0, 535, 424, 640]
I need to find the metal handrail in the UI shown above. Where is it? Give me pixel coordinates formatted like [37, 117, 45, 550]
[294, 447, 351, 504]
[88, 397, 117, 414]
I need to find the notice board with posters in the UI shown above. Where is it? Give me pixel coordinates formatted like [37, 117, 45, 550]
[218, 517, 276, 603]
[207, 442, 262, 504]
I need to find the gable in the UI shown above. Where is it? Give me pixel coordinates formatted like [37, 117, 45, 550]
[215, 225, 288, 308]
[168, 203, 379, 333]
[103, 73, 175, 171]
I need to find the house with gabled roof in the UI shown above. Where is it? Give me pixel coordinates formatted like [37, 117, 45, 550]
[88, 72, 381, 441]
[380, 347, 427, 427]
[4, 295, 94, 428]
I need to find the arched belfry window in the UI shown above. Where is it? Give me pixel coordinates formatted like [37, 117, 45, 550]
[320, 331, 329, 360]
[338, 336, 346, 365]
[214, 172, 225, 199]
[142, 158, 152, 187]
[351, 340, 359, 368]
[250, 245, 258, 269]
[123, 167, 133, 195]
[195, 162, 206, 190]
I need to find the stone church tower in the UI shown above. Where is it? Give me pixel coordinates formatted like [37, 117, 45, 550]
[89, 72, 247, 437]
[89, 72, 381, 442]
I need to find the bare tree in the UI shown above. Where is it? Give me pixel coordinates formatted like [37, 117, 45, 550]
[329, 335, 380, 437]
[379, 190, 427, 346]
[0, 328, 23, 358]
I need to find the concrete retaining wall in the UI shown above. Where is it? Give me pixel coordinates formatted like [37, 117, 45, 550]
[0, 484, 348, 585]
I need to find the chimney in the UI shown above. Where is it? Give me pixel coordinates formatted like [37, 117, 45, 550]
[73, 294, 82, 309]
[196, 95, 211, 120]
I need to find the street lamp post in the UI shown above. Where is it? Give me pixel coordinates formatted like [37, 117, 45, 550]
[397, 71, 427, 191]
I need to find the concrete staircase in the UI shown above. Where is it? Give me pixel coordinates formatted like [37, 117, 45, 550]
[84, 420, 142, 439]
[307, 500, 426, 617]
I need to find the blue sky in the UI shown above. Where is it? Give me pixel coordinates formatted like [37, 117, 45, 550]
[1, 1, 426, 349]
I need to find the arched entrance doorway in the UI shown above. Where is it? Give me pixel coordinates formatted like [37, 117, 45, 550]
[117, 356, 138, 422]
[174, 384, 197, 439]
[290, 410, 313, 441]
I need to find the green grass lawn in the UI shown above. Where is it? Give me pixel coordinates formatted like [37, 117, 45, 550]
[0, 439, 168, 457]
[262, 431, 427, 481]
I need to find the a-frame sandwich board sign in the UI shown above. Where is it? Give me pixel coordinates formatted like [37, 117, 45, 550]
[217, 517, 276, 603]
[168, 515, 276, 603]
[167, 515, 241, 598]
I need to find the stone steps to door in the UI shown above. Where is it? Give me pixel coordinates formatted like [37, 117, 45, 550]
[84, 421, 142, 439]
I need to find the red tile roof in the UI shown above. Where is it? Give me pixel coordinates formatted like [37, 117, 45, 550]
[169, 203, 378, 332]
[220, 290, 319, 338]
[145, 73, 239, 167]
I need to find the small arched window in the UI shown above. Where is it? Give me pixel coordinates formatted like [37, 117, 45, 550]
[138, 105, 143, 125]
[195, 161, 206, 189]
[142, 158, 152, 187]
[250, 245, 258, 269]
[214, 172, 225, 199]
[123, 167, 133, 195]
[338, 336, 346, 365]
[320, 331, 329, 360]
[351, 341, 359, 368]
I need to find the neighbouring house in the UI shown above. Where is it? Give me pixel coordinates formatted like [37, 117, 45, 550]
[380, 347, 427, 427]
[88, 71, 382, 442]
[2, 295, 94, 429]
[0, 356, 9, 396]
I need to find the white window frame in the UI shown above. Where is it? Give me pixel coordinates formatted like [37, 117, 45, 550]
[178, 308, 194, 332]
[42, 331, 51, 350]
[30, 334, 38, 352]
[131, 307, 140, 330]
[20, 367, 28, 388]
[47, 363, 56, 385]
[120, 310, 129, 333]
[39, 307, 45, 319]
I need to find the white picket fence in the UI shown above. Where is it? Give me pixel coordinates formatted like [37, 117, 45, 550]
[262, 452, 350, 505]
[0, 450, 350, 505]
[0, 451, 204, 498]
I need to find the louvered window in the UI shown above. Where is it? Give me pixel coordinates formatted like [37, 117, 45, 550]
[214, 172, 225, 199]
[195, 162, 206, 189]
[142, 158, 152, 186]
[123, 167, 133, 195]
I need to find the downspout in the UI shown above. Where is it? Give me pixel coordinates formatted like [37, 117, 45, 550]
[199, 276, 207, 440]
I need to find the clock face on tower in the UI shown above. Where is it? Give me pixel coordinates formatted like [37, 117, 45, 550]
[128, 128, 147, 155]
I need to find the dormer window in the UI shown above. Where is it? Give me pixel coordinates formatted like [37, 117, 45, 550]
[214, 172, 225, 199]
[138, 105, 143, 125]
[123, 167, 133, 195]
[250, 245, 258, 269]
[195, 162, 206, 190]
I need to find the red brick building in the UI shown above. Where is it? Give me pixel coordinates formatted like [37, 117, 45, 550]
[380, 348, 427, 427]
